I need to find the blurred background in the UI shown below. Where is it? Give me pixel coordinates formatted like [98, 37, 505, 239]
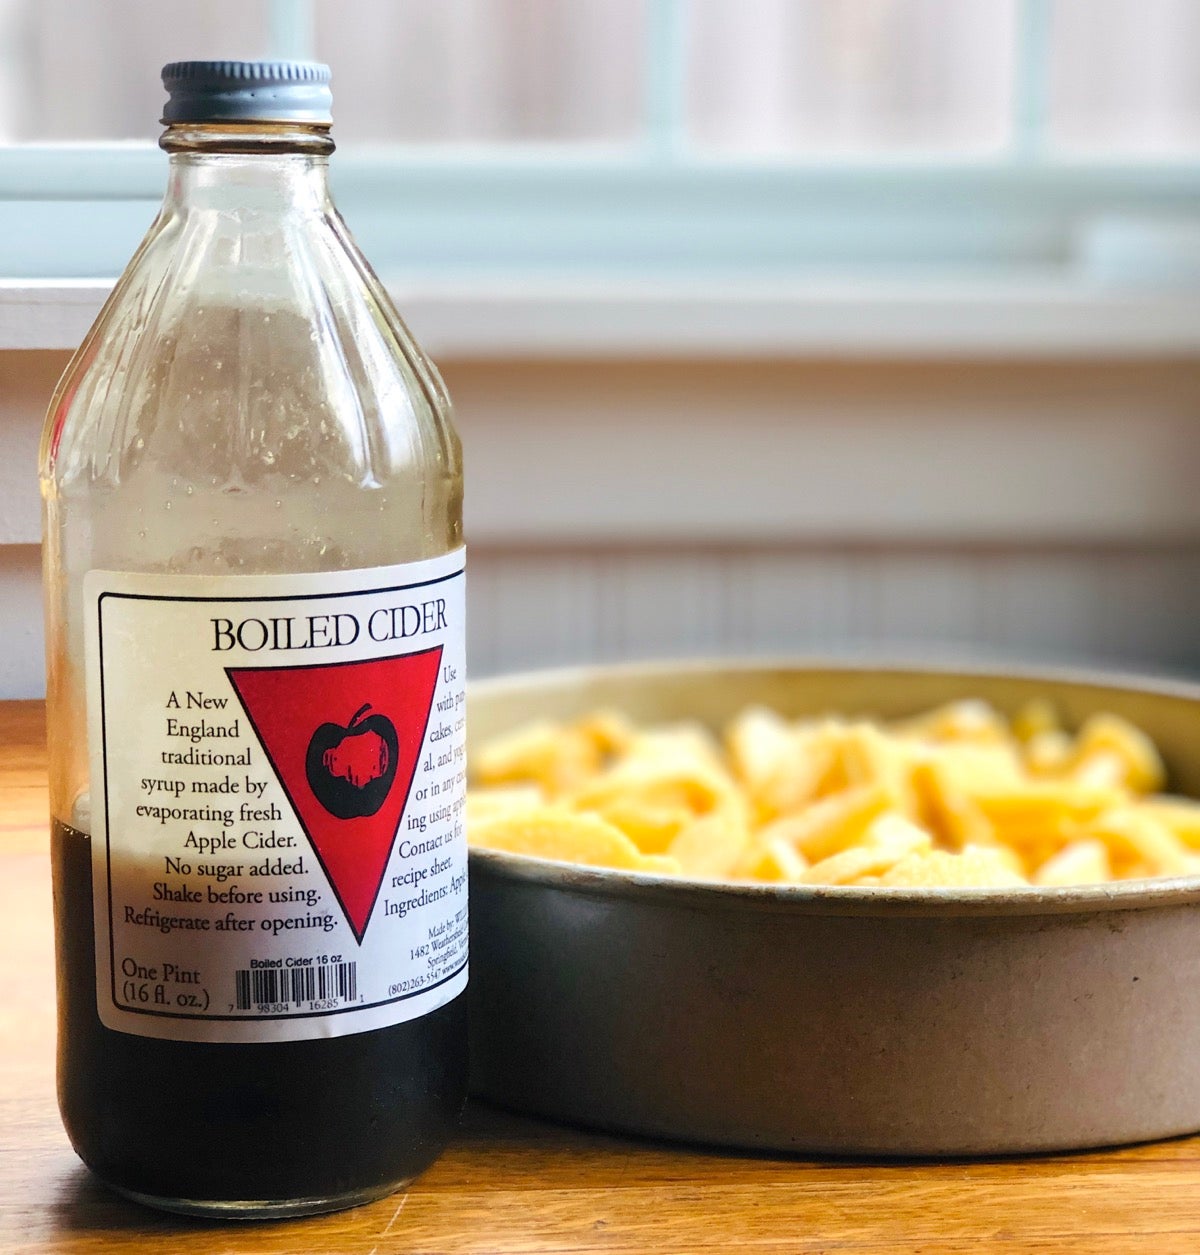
[0, 0, 1198, 694]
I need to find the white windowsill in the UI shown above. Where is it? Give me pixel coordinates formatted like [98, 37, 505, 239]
[4, 276, 1200, 358]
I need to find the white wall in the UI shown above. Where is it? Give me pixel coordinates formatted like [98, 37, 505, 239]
[451, 356, 1200, 678]
[5, 350, 1199, 698]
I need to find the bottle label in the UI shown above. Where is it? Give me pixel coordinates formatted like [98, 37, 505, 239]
[82, 550, 467, 1043]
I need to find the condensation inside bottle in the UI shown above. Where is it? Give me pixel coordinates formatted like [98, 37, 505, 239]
[43, 131, 463, 824]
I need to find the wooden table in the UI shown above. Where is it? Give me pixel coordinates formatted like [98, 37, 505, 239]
[4, 700, 1200, 1254]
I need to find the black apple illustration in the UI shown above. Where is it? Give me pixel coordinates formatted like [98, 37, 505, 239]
[306, 703, 400, 819]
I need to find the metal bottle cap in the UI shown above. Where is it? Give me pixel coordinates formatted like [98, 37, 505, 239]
[161, 60, 332, 125]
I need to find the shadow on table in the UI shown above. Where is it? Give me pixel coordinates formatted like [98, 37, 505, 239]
[44, 1162, 409, 1251]
[50, 1168, 222, 1238]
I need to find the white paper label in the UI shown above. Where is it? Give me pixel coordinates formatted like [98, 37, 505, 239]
[83, 550, 467, 1042]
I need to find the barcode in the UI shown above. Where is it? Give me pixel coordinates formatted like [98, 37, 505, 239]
[234, 961, 357, 1010]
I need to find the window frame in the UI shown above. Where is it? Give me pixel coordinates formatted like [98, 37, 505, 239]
[1, 0, 1198, 343]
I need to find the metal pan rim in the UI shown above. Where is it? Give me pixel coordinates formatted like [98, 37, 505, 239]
[470, 656, 1200, 919]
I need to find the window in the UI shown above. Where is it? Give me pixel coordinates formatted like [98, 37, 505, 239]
[1, 1, 1198, 316]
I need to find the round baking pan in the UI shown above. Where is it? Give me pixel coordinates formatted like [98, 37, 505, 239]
[467, 661, 1200, 1156]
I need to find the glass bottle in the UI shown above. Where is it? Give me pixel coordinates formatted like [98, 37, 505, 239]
[40, 62, 467, 1218]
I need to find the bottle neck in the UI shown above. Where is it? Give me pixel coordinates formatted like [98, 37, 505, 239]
[159, 122, 335, 215]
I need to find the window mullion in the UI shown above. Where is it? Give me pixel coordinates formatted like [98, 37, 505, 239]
[1013, 0, 1053, 161]
[267, 0, 316, 61]
[643, 0, 688, 163]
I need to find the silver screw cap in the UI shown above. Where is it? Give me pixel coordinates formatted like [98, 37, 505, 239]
[161, 60, 332, 125]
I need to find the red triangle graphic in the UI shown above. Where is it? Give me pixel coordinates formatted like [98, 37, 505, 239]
[226, 647, 443, 943]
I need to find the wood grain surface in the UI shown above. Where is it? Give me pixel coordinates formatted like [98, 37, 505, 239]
[4, 700, 1200, 1254]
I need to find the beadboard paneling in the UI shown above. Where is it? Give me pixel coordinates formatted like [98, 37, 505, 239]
[466, 544, 1200, 679]
[14, 541, 1200, 702]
